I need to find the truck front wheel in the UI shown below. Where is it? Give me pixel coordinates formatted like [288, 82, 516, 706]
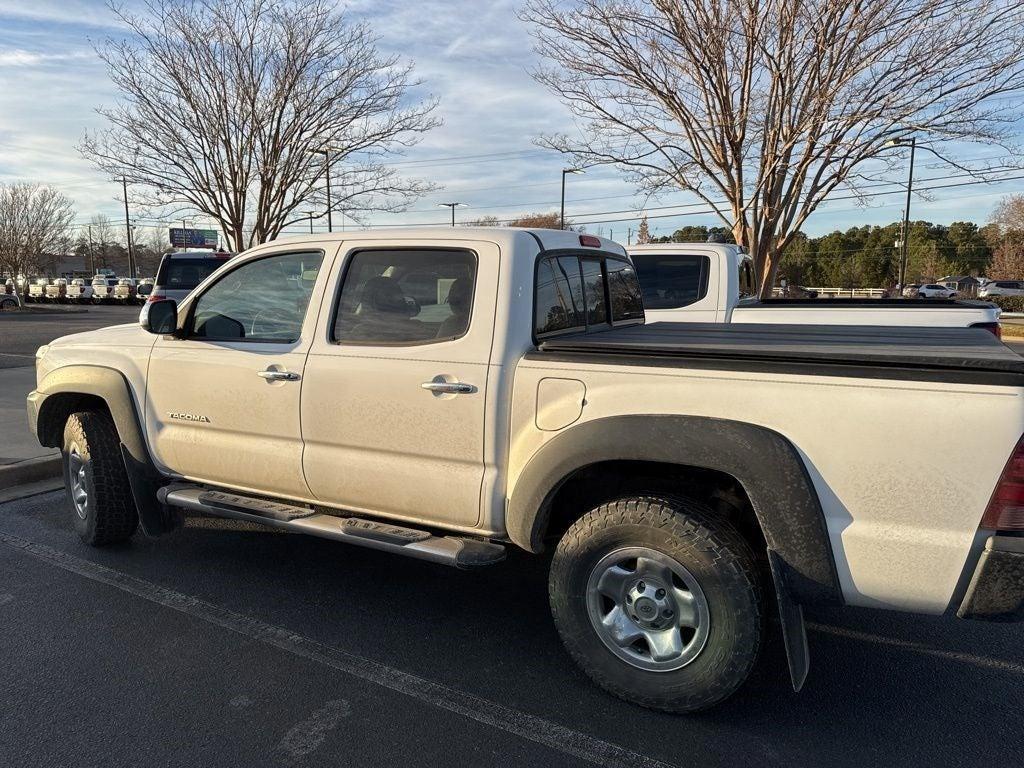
[62, 411, 139, 546]
[549, 496, 762, 712]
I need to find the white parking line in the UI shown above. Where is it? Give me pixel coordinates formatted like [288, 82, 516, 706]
[0, 532, 680, 768]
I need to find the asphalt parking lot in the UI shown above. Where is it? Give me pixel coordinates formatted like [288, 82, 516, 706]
[2, 307, 1024, 767]
[0, 304, 141, 369]
[2, 490, 1024, 768]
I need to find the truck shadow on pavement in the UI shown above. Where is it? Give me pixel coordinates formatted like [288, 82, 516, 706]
[5, 495, 1023, 768]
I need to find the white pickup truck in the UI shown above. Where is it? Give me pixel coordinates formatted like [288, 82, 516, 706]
[27, 228, 1024, 712]
[629, 242, 1001, 334]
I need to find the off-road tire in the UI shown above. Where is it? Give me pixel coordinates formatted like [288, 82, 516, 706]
[62, 411, 138, 546]
[549, 495, 762, 713]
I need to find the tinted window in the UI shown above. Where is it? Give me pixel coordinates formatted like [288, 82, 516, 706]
[581, 258, 607, 326]
[334, 249, 476, 345]
[606, 258, 644, 322]
[738, 258, 756, 298]
[997, 282, 1019, 288]
[191, 251, 323, 342]
[630, 253, 710, 309]
[535, 256, 585, 336]
[157, 257, 225, 291]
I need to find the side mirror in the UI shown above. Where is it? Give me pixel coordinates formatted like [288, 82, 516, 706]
[137, 283, 152, 296]
[140, 299, 178, 335]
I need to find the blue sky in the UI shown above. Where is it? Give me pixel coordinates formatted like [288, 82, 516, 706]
[0, 0, 1021, 245]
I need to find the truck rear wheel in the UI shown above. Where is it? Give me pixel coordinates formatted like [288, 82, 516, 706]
[549, 496, 762, 712]
[62, 411, 138, 546]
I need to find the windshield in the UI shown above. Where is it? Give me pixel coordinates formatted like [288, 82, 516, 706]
[157, 257, 223, 291]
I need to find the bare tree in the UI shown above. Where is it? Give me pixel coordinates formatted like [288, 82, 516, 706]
[88, 214, 121, 271]
[990, 194, 1024, 235]
[0, 183, 75, 287]
[522, 0, 1024, 296]
[80, 0, 439, 252]
[987, 194, 1024, 279]
[462, 215, 501, 227]
[507, 211, 565, 228]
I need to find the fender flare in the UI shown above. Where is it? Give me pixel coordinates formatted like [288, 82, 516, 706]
[35, 365, 148, 462]
[506, 414, 842, 606]
[32, 365, 173, 535]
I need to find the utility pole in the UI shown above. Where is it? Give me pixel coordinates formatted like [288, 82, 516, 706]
[560, 168, 584, 229]
[900, 138, 916, 288]
[439, 202, 464, 227]
[306, 211, 315, 234]
[886, 136, 917, 289]
[121, 178, 135, 277]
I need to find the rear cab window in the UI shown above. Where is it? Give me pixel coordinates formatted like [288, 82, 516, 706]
[534, 250, 644, 340]
[630, 253, 710, 309]
[737, 256, 757, 299]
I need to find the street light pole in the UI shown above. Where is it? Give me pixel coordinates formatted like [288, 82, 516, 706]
[306, 211, 315, 234]
[439, 202, 463, 227]
[560, 168, 584, 229]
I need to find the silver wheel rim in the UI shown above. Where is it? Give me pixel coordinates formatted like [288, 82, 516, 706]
[586, 547, 710, 672]
[68, 446, 88, 520]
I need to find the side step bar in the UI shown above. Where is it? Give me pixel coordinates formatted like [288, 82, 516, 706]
[157, 486, 506, 569]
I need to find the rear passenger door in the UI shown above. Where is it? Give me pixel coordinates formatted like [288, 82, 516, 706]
[301, 242, 498, 528]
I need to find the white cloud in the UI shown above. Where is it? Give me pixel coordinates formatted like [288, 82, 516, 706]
[0, 48, 91, 67]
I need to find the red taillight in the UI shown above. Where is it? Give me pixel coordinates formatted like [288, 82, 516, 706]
[147, 293, 165, 303]
[579, 234, 601, 248]
[982, 436, 1024, 530]
[970, 321, 1001, 339]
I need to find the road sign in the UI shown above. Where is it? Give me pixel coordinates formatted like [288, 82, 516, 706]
[170, 228, 219, 248]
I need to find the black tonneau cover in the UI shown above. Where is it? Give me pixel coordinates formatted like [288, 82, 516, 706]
[537, 322, 1024, 383]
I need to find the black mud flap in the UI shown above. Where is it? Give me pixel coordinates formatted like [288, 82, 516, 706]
[120, 444, 179, 536]
[768, 548, 810, 692]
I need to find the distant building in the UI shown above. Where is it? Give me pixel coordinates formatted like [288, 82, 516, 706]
[938, 275, 981, 296]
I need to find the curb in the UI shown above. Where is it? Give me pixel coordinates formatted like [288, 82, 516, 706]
[0, 454, 62, 488]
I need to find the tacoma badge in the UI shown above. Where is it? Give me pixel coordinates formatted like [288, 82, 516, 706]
[167, 412, 211, 423]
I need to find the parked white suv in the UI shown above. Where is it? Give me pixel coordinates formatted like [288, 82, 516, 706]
[979, 281, 1024, 297]
[917, 283, 958, 298]
[28, 228, 1024, 713]
[148, 250, 233, 305]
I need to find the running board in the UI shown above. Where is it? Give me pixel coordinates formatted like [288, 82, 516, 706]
[157, 486, 506, 569]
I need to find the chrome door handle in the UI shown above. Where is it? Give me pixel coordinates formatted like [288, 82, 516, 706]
[421, 381, 475, 394]
[258, 369, 300, 381]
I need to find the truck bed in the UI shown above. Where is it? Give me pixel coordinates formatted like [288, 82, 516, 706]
[537, 322, 1024, 384]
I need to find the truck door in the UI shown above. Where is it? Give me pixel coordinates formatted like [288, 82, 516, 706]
[146, 247, 330, 499]
[301, 242, 498, 528]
